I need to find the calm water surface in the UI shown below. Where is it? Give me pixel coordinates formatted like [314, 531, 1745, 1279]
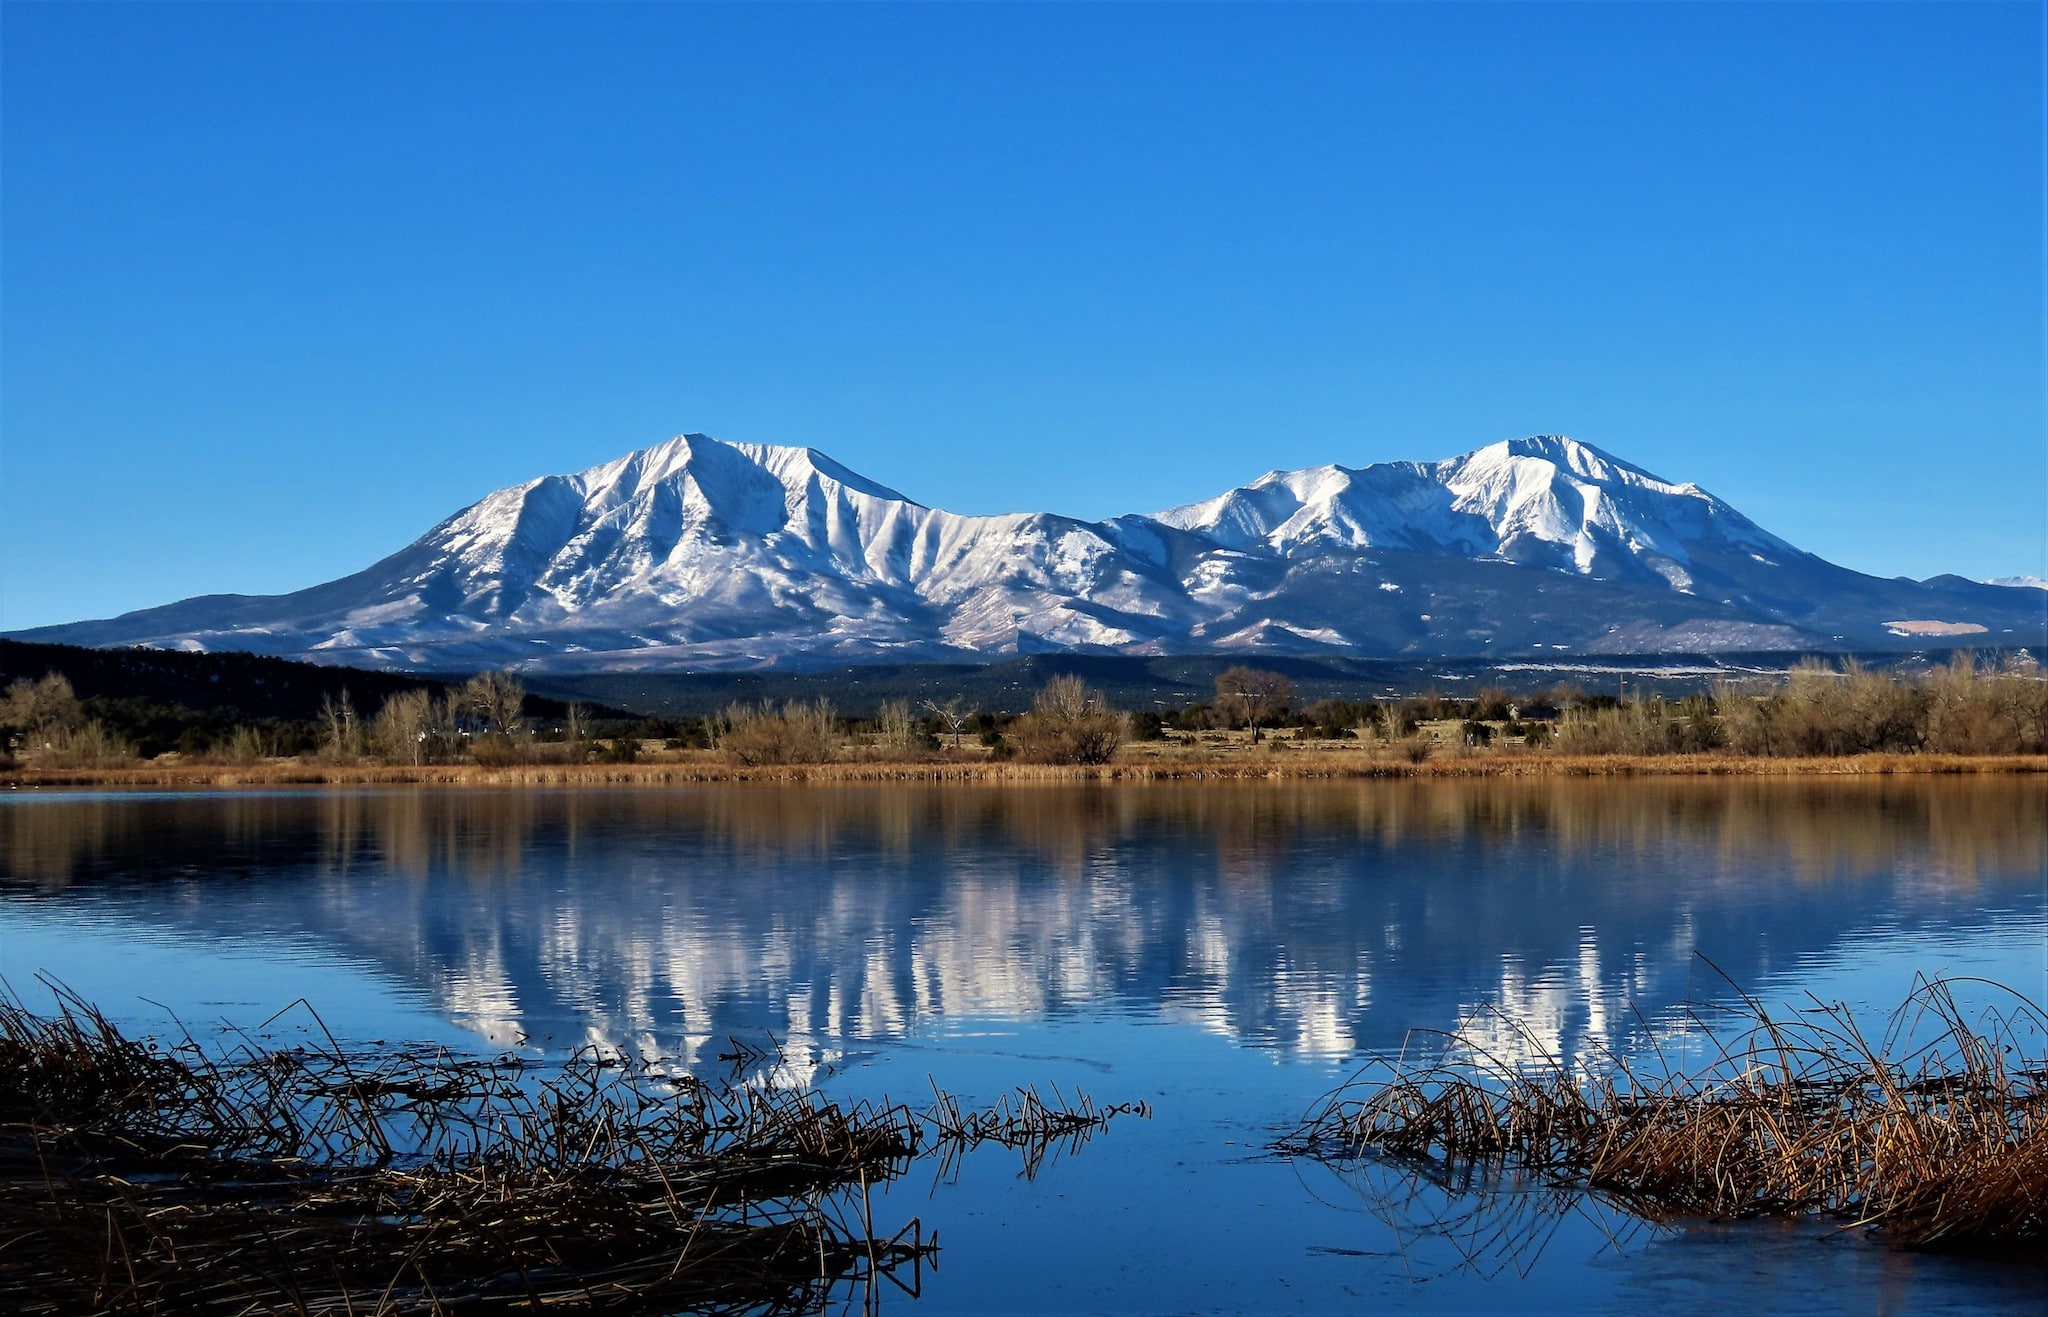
[3, 780, 2044, 1314]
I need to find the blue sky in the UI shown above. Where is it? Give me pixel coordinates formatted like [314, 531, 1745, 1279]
[3, 2, 2042, 631]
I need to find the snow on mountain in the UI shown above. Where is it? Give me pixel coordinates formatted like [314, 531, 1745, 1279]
[1153, 436, 1796, 588]
[1988, 575, 2048, 590]
[15, 433, 2044, 669]
[412, 437, 1177, 656]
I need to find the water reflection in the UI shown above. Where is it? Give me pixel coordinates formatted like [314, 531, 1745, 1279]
[1293, 1156, 1655, 1284]
[2, 781, 2042, 1072]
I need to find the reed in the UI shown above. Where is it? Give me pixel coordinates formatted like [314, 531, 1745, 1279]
[925, 1080, 1151, 1181]
[0, 992, 1143, 1314]
[7, 750, 2047, 790]
[1280, 976, 2048, 1256]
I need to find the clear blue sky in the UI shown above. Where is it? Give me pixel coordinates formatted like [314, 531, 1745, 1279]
[3, 2, 2042, 631]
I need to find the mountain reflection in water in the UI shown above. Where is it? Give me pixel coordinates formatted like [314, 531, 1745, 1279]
[2, 781, 2042, 1074]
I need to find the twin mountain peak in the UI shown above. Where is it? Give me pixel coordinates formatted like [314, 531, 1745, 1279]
[20, 433, 2042, 671]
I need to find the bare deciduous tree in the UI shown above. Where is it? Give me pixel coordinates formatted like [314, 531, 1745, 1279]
[876, 699, 917, 753]
[924, 698, 971, 750]
[1214, 667, 1293, 744]
[460, 671, 527, 737]
[318, 691, 362, 762]
[373, 688, 451, 766]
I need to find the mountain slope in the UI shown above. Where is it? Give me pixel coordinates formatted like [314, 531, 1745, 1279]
[16, 433, 2044, 669]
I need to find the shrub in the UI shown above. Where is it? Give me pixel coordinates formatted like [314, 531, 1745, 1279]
[1010, 676, 1125, 765]
[716, 700, 837, 766]
[0, 673, 81, 742]
[1554, 699, 1697, 755]
[371, 689, 454, 766]
[219, 725, 276, 765]
[1304, 699, 1371, 739]
[1672, 693, 1724, 753]
[36, 721, 134, 769]
[468, 734, 532, 767]
[1923, 655, 2030, 755]
[1710, 656, 2047, 758]
[1410, 689, 1453, 721]
[868, 699, 934, 757]
[1, 677, 132, 767]
[1351, 703, 1414, 743]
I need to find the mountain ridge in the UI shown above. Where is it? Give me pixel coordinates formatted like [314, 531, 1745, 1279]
[15, 432, 2043, 670]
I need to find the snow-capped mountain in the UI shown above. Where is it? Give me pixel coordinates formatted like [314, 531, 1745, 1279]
[17, 433, 2043, 669]
[1155, 436, 1797, 586]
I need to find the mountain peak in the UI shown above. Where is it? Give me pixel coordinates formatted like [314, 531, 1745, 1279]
[583, 432, 916, 507]
[1494, 433, 1597, 460]
[15, 429, 2040, 670]
[1458, 434, 1662, 485]
[1154, 434, 1738, 568]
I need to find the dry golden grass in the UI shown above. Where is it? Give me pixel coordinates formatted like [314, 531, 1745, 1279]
[3, 747, 2044, 790]
[0, 993, 933, 1313]
[1282, 976, 2048, 1256]
[0, 991, 1142, 1314]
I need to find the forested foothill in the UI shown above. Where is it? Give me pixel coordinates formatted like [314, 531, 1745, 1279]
[1, 639, 2042, 775]
[0, 640, 631, 766]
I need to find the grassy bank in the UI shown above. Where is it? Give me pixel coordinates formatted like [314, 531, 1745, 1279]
[6, 748, 2046, 789]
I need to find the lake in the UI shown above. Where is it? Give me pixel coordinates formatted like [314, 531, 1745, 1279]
[2, 780, 2043, 1313]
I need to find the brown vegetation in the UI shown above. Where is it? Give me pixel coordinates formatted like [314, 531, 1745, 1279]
[1280, 977, 2048, 1256]
[714, 699, 838, 766]
[4, 655, 2044, 786]
[0, 674, 132, 768]
[1008, 674, 1125, 764]
[6, 748, 2045, 790]
[0, 991, 1142, 1314]
[1564, 656, 2048, 757]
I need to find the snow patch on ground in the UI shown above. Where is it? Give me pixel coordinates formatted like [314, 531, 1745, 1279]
[1884, 620, 1990, 637]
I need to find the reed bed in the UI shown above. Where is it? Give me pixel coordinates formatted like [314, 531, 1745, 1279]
[1279, 977, 2048, 1256]
[7, 751, 2045, 790]
[0, 993, 1143, 1314]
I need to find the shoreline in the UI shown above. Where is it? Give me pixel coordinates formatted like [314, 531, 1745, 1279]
[5, 751, 2045, 789]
